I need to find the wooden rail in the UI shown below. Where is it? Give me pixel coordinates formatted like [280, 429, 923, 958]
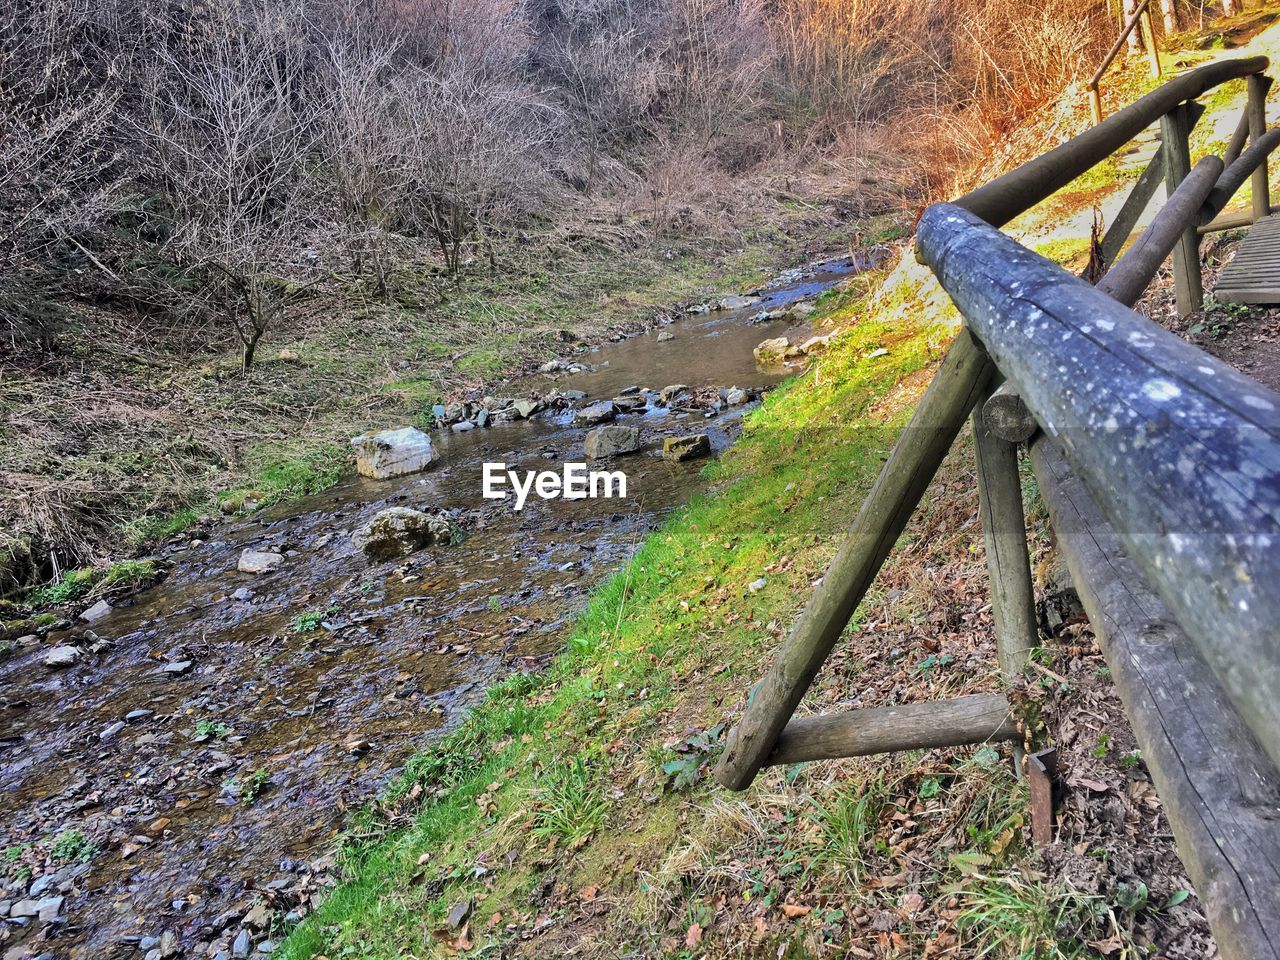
[715, 55, 1280, 960]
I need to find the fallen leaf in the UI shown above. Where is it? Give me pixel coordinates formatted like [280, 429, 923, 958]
[781, 903, 811, 919]
[579, 885, 599, 902]
[685, 922, 703, 947]
[901, 893, 925, 914]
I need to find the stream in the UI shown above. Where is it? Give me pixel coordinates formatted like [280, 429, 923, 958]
[0, 255, 865, 960]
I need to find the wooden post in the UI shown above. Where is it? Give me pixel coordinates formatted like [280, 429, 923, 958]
[1160, 101, 1203, 316]
[972, 390, 1037, 682]
[1200, 129, 1280, 226]
[713, 331, 997, 791]
[983, 384, 1038, 443]
[1248, 74, 1272, 222]
[1089, 85, 1103, 126]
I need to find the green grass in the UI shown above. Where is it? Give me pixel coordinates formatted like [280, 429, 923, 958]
[806, 776, 889, 883]
[277, 260, 968, 959]
[25, 559, 157, 606]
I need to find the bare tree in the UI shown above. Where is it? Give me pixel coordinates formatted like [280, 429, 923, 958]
[140, 4, 322, 368]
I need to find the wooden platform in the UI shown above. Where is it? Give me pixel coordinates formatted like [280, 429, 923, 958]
[1216, 213, 1280, 305]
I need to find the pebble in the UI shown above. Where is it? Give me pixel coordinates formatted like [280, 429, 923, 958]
[139, 936, 159, 951]
[99, 721, 126, 741]
[748, 578, 768, 593]
[447, 899, 473, 928]
[231, 587, 255, 602]
[232, 929, 252, 958]
[125, 709, 154, 722]
[160, 660, 193, 675]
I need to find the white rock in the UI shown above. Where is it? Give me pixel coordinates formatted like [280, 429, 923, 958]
[350, 427, 438, 480]
[237, 550, 283, 574]
[584, 426, 641, 459]
[748, 578, 768, 593]
[43, 645, 82, 668]
[753, 337, 790, 364]
[81, 599, 112, 623]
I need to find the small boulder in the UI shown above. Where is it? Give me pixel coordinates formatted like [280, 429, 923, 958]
[788, 301, 817, 320]
[350, 427, 438, 480]
[656, 330, 675, 342]
[160, 660, 193, 675]
[352, 508, 452, 561]
[611, 394, 647, 413]
[658, 384, 689, 405]
[81, 599, 112, 624]
[512, 399, 541, 419]
[451, 421, 475, 433]
[574, 401, 617, 425]
[448, 899, 473, 929]
[787, 333, 833, 358]
[718, 294, 759, 310]
[753, 337, 790, 364]
[584, 426, 641, 459]
[725, 387, 749, 406]
[663, 435, 711, 462]
[237, 550, 283, 575]
[43, 645, 82, 669]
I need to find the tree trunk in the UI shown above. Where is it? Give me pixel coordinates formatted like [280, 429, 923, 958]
[1223, 0, 1238, 15]
[1160, 0, 1181, 34]
[1123, 0, 1143, 50]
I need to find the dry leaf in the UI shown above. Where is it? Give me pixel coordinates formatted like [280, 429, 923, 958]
[686, 922, 703, 947]
[579, 885, 599, 902]
[781, 903, 811, 919]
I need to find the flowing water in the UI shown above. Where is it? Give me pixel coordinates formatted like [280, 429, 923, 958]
[0, 256, 865, 960]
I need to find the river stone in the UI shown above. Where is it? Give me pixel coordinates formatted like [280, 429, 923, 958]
[584, 426, 641, 459]
[237, 550, 283, 575]
[353, 508, 452, 561]
[43, 645, 82, 668]
[663, 435, 711, 462]
[787, 333, 832, 357]
[232, 929, 251, 958]
[99, 721, 126, 740]
[658, 384, 688, 405]
[512, 399, 540, 419]
[574, 401, 616, 425]
[447, 899, 473, 928]
[451, 421, 475, 433]
[789, 301, 817, 319]
[718, 294, 759, 310]
[753, 337, 790, 364]
[725, 387, 749, 406]
[81, 599, 112, 623]
[350, 427, 438, 480]
[611, 394, 646, 413]
[656, 330, 675, 342]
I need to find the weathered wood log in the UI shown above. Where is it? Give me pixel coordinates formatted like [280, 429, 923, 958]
[973, 389, 1037, 680]
[1200, 128, 1280, 225]
[957, 57, 1267, 227]
[1250, 75, 1273, 221]
[765, 695, 1019, 767]
[1198, 208, 1255, 235]
[713, 331, 997, 791]
[1101, 149, 1164, 268]
[1223, 107, 1252, 167]
[918, 202, 1280, 770]
[1030, 437, 1280, 960]
[983, 383, 1038, 443]
[1161, 102, 1203, 316]
[1099, 155, 1223, 308]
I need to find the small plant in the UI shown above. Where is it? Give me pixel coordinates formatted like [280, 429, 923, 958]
[4, 843, 28, 864]
[914, 653, 954, 678]
[27, 568, 98, 606]
[1121, 750, 1142, 769]
[487, 595, 503, 614]
[918, 776, 942, 800]
[195, 719, 230, 740]
[291, 605, 337, 634]
[956, 875, 1101, 959]
[531, 758, 607, 848]
[659, 723, 725, 792]
[1092, 733, 1111, 758]
[808, 777, 887, 882]
[224, 768, 270, 805]
[50, 830, 97, 864]
[1112, 881, 1148, 916]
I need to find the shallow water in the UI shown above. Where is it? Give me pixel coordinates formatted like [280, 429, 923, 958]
[0, 256, 864, 959]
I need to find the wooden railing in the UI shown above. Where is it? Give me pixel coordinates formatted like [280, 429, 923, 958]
[1088, 0, 1162, 124]
[714, 57, 1280, 960]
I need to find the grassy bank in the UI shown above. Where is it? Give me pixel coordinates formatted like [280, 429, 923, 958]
[277, 257, 1058, 958]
